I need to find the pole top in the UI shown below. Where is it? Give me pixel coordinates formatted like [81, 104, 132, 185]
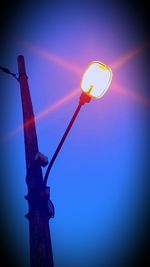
[18, 54, 24, 60]
[17, 55, 26, 75]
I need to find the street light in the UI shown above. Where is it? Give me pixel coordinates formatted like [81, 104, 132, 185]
[1, 58, 112, 267]
[44, 61, 112, 185]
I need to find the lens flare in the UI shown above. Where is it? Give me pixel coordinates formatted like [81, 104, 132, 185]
[110, 42, 148, 70]
[112, 82, 150, 106]
[20, 40, 83, 75]
[0, 88, 80, 142]
[1, 40, 149, 142]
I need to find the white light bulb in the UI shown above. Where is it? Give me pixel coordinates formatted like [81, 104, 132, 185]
[81, 61, 112, 98]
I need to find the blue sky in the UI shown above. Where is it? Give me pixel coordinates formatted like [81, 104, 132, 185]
[0, 1, 149, 266]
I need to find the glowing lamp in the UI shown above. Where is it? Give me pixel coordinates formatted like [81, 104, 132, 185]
[81, 61, 112, 99]
[44, 60, 113, 185]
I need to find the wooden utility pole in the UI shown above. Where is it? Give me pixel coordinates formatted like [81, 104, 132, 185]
[17, 55, 54, 267]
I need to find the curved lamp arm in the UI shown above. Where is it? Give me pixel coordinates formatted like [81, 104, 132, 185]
[43, 92, 91, 186]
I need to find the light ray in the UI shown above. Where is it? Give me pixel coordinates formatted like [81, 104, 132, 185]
[21, 39, 149, 106]
[21, 40, 83, 75]
[35, 88, 80, 120]
[21, 40, 148, 73]
[112, 82, 150, 106]
[21, 40, 149, 104]
[0, 88, 80, 142]
[1, 41, 149, 142]
[110, 42, 148, 70]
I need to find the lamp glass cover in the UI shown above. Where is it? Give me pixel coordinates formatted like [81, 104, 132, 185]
[81, 61, 112, 98]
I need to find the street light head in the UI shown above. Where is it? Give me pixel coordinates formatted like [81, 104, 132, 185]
[81, 61, 112, 99]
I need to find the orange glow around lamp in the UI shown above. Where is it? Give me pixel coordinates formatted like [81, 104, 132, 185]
[44, 61, 112, 185]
